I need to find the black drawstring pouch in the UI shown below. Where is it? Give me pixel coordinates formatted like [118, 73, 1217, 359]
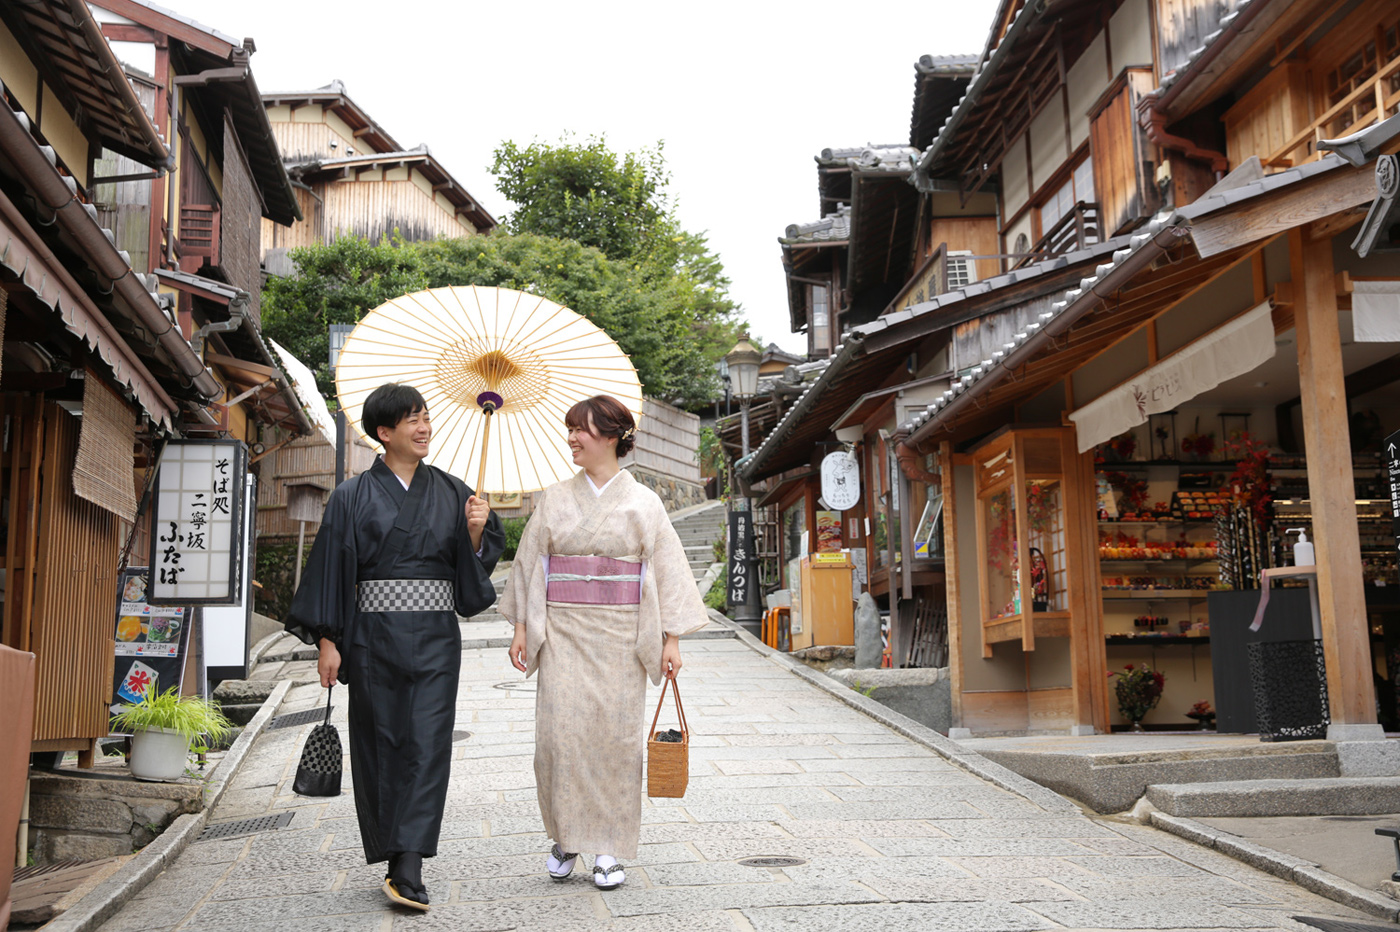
[292, 685, 342, 797]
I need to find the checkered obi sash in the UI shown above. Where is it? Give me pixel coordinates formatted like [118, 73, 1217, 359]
[545, 555, 643, 605]
[357, 578, 454, 614]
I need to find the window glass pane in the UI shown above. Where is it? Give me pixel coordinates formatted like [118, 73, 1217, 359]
[811, 285, 828, 326]
[782, 501, 806, 586]
[1074, 158, 1095, 204]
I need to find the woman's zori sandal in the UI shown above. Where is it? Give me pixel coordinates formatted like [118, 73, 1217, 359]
[547, 843, 579, 880]
[593, 857, 625, 890]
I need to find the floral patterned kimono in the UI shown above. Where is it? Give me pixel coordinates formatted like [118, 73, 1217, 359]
[498, 469, 707, 858]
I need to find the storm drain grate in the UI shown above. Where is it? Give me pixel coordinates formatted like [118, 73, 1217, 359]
[198, 811, 295, 841]
[1294, 918, 1400, 932]
[452, 730, 473, 742]
[13, 858, 87, 882]
[267, 707, 332, 730]
[737, 856, 807, 868]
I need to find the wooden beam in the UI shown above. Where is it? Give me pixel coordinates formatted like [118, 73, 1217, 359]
[99, 23, 155, 43]
[1289, 225, 1375, 728]
[1189, 162, 1376, 258]
[87, 0, 235, 57]
[205, 352, 277, 378]
[940, 443, 964, 728]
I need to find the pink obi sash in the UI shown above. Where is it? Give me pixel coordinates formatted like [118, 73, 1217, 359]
[545, 555, 643, 605]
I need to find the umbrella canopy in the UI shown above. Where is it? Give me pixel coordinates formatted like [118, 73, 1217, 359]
[334, 286, 643, 493]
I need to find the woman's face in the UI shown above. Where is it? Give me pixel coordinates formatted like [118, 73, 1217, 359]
[567, 411, 617, 470]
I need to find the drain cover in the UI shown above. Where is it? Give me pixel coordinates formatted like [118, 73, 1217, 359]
[452, 730, 473, 742]
[13, 858, 87, 882]
[198, 811, 294, 841]
[738, 856, 807, 868]
[267, 707, 332, 730]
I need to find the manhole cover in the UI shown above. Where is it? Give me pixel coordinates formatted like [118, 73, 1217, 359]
[198, 811, 294, 841]
[493, 681, 537, 692]
[737, 856, 807, 868]
[452, 730, 473, 742]
[267, 707, 332, 730]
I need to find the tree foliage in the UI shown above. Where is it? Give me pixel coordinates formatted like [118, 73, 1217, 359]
[262, 139, 748, 407]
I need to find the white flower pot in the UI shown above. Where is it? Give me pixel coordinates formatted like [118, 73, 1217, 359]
[129, 726, 190, 782]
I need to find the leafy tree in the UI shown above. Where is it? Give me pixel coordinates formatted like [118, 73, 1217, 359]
[262, 234, 427, 396]
[490, 135, 677, 266]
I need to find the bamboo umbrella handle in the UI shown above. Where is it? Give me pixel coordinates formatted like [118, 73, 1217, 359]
[475, 405, 493, 498]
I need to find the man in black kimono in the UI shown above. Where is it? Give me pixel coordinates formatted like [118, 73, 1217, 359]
[285, 383, 504, 910]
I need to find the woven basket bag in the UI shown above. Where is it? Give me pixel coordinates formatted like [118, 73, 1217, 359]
[646, 677, 689, 798]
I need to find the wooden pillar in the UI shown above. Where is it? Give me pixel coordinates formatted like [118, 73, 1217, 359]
[940, 442, 963, 729]
[1288, 227, 1376, 728]
[1061, 431, 1109, 733]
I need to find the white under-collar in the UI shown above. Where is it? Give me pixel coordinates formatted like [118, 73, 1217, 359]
[586, 471, 620, 497]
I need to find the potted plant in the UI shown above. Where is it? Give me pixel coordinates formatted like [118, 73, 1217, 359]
[111, 685, 233, 782]
[1110, 663, 1165, 732]
[1185, 700, 1216, 731]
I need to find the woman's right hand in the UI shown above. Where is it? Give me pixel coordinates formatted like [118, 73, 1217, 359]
[508, 625, 528, 673]
[317, 637, 341, 688]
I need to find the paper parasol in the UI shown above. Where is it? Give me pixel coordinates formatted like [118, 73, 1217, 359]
[333, 286, 643, 494]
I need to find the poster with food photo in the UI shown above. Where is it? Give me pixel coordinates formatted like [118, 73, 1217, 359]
[111, 568, 189, 725]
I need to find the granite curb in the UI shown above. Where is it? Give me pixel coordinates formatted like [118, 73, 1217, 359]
[37, 679, 294, 932]
[706, 609, 1081, 816]
[1148, 809, 1400, 921]
[247, 630, 284, 667]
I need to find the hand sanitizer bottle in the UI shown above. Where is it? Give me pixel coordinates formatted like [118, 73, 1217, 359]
[1287, 528, 1314, 567]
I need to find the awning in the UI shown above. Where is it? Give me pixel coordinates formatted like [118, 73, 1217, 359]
[1068, 300, 1275, 452]
[270, 339, 337, 446]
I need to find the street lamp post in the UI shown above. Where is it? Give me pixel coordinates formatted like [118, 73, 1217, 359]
[725, 338, 763, 637]
[328, 324, 355, 487]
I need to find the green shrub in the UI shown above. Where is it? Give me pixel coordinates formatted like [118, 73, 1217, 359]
[501, 516, 528, 560]
[703, 565, 727, 612]
[111, 685, 233, 752]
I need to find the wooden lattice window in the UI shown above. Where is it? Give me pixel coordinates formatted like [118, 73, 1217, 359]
[1324, 13, 1400, 136]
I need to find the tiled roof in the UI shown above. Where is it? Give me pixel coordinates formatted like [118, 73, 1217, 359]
[915, 53, 979, 75]
[1151, 0, 1256, 98]
[816, 145, 920, 172]
[781, 204, 851, 245]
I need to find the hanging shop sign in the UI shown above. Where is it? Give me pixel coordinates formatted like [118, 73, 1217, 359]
[147, 439, 248, 605]
[820, 450, 861, 512]
[110, 567, 189, 721]
[727, 510, 755, 609]
[1387, 428, 1400, 573]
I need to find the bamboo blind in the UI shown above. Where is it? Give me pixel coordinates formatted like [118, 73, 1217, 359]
[30, 404, 120, 745]
[72, 373, 139, 522]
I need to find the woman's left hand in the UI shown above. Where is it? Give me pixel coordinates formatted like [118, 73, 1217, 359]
[661, 635, 682, 679]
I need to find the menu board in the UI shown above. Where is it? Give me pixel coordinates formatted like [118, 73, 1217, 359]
[111, 567, 189, 713]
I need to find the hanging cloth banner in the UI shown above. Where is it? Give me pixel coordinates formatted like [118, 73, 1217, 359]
[1353, 280, 1400, 342]
[1068, 300, 1275, 453]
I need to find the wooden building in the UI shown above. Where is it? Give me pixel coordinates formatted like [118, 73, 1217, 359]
[738, 0, 1400, 742]
[259, 81, 497, 276]
[0, 0, 309, 764]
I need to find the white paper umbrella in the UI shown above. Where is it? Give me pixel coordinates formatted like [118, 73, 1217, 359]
[334, 286, 643, 493]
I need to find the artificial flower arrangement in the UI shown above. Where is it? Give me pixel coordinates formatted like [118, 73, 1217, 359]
[1181, 431, 1216, 461]
[1223, 430, 1273, 529]
[1110, 662, 1165, 728]
[1185, 700, 1216, 728]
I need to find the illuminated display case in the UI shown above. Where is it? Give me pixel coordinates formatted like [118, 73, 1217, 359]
[972, 427, 1088, 654]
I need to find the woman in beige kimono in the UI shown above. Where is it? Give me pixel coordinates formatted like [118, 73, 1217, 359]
[500, 394, 708, 890]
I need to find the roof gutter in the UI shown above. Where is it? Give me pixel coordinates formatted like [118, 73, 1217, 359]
[737, 340, 862, 481]
[907, 222, 1187, 448]
[0, 92, 222, 402]
[63, 0, 174, 170]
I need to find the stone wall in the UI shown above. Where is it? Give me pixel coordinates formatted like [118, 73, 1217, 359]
[27, 771, 202, 862]
[629, 464, 707, 513]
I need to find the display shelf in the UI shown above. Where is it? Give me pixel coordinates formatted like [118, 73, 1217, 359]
[1102, 589, 1212, 600]
[1106, 634, 1211, 645]
[1098, 518, 1215, 526]
[1100, 558, 1218, 567]
[1098, 460, 1238, 470]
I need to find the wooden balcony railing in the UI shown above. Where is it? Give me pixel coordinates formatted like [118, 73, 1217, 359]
[1264, 53, 1400, 169]
[1014, 202, 1100, 270]
[178, 203, 220, 269]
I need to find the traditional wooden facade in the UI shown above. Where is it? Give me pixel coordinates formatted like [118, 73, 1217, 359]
[259, 81, 497, 276]
[0, 0, 309, 762]
[740, 0, 1400, 740]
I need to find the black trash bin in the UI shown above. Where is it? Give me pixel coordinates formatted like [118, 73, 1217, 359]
[1246, 638, 1329, 741]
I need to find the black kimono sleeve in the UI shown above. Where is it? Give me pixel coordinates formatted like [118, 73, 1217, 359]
[455, 484, 505, 618]
[284, 482, 359, 648]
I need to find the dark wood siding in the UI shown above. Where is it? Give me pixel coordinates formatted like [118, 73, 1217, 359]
[1089, 68, 1159, 238]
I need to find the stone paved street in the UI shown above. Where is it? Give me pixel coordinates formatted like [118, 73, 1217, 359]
[94, 634, 1376, 932]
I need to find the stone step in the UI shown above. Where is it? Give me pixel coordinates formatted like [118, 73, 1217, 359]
[262, 645, 318, 663]
[217, 703, 265, 726]
[971, 739, 1342, 814]
[1147, 776, 1400, 818]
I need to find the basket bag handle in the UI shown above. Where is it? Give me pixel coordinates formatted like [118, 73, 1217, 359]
[648, 676, 687, 742]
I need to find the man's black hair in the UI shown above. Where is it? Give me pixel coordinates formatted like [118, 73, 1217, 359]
[363, 383, 427, 444]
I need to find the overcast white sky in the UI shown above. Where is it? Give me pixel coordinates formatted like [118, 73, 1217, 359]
[120, 0, 999, 354]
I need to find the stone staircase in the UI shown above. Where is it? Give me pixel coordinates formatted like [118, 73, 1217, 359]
[668, 500, 726, 580]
